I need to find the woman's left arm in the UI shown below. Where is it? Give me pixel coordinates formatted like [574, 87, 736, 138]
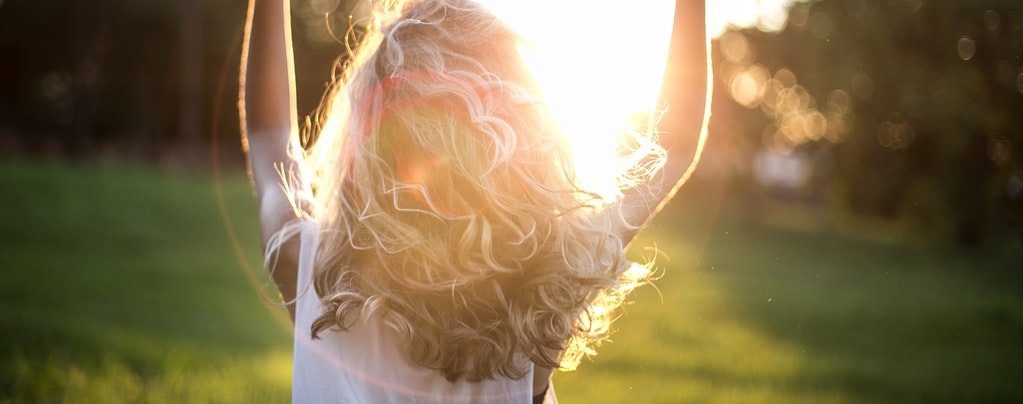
[240, 0, 306, 322]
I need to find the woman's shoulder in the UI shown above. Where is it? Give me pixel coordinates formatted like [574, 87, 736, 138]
[293, 310, 535, 403]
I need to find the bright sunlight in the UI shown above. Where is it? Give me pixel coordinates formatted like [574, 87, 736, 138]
[476, 0, 675, 199]
[475, 0, 799, 199]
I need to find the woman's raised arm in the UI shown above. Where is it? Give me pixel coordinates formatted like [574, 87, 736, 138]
[616, 0, 710, 244]
[239, 0, 307, 321]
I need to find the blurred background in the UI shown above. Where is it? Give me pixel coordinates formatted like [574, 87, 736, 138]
[1, 0, 1021, 402]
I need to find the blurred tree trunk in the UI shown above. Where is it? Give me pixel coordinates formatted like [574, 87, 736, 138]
[179, 0, 204, 166]
[69, 0, 111, 157]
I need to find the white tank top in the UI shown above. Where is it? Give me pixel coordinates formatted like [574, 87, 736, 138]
[291, 222, 535, 403]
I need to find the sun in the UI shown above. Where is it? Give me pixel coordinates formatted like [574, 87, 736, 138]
[476, 1, 676, 199]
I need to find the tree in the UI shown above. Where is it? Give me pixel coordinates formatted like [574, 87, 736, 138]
[709, 0, 1023, 245]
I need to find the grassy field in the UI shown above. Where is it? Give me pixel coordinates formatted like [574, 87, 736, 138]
[1, 159, 1021, 403]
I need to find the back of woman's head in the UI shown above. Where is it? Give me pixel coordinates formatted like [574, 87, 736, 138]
[302, 0, 652, 382]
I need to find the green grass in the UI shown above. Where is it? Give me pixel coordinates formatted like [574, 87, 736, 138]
[1, 160, 1021, 403]
[0, 160, 291, 403]
[555, 195, 1023, 403]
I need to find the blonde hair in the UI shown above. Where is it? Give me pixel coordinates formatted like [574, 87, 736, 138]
[284, 0, 664, 382]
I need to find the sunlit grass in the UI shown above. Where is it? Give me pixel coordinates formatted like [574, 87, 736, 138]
[554, 229, 834, 403]
[556, 188, 1023, 403]
[1, 161, 1020, 403]
[8, 349, 291, 403]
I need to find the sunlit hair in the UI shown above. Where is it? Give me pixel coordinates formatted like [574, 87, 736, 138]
[274, 0, 665, 382]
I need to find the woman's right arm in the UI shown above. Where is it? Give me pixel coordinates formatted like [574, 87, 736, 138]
[615, 0, 709, 245]
[240, 0, 306, 322]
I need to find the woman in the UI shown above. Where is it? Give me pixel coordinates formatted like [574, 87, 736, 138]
[239, 0, 707, 402]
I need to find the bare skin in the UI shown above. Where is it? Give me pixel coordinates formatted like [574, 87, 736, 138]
[239, 0, 706, 398]
[616, 1, 710, 245]
[240, 0, 306, 322]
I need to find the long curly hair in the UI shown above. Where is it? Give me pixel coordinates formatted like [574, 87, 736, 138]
[281, 0, 665, 382]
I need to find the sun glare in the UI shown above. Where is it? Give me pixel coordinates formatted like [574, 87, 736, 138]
[706, 0, 801, 38]
[476, 1, 675, 199]
[474, 1, 801, 198]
